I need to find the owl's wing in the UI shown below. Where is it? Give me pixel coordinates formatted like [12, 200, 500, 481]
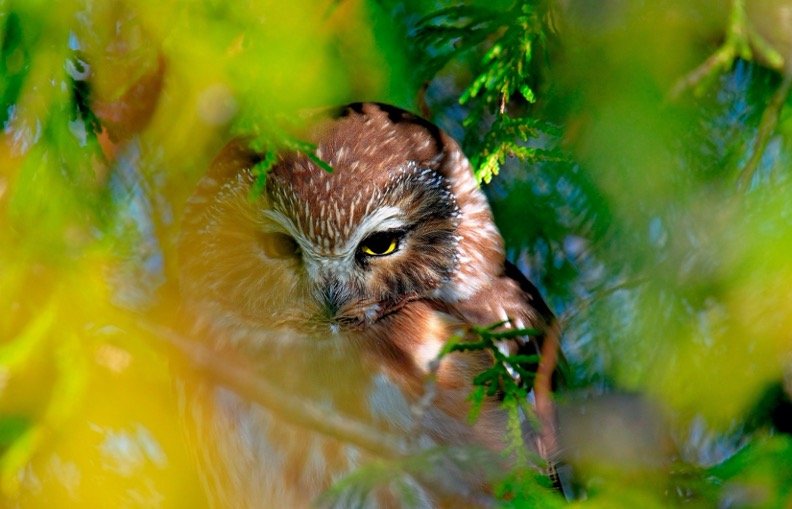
[502, 259, 554, 325]
[501, 260, 568, 387]
[442, 260, 562, 378]
[441, 261, 571, 496]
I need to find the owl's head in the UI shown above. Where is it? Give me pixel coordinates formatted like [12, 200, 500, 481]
[180, 103, 503, 337]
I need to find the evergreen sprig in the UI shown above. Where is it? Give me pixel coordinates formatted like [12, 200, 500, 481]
[241, 119, 334, 200]
[439, 321, 555, 501]
[417, 1, 558, 183]
[441, 322, 541, 446]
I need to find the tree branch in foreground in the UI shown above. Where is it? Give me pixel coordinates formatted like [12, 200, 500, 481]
[136, 321, 408, 460]
[737, 74, 792, 189]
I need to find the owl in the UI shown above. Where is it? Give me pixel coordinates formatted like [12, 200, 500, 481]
[177, 102, 556, 508]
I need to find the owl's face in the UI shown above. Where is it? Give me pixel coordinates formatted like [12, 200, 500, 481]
[180, 103, 504, 341]
[264, 108, 463, 328]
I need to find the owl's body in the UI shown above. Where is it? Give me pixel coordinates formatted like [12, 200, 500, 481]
[178, 103, 553, 507]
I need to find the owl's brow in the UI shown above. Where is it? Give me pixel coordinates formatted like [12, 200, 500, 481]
[262, 206, 410, 258]
[339, 205, 407, 249]
[261, 210, 306, 246]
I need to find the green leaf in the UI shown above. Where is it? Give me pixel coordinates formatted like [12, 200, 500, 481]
[0, 416, 30, 452]
[467, 385, 486, 423]
[519, 84, 535, 103]
[248, 150, 278, 200]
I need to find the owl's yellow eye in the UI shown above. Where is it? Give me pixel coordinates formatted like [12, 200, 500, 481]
[359, 231, 401, 257]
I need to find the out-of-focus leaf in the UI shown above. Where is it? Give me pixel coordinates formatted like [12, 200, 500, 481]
[0, 300, 55, 371]
[708, 434, 792, 508]
[0, 416, 29, 452]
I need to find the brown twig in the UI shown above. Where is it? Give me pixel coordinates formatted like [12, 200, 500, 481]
[416, 81, 432, 119]
[533, 321, 560, 474]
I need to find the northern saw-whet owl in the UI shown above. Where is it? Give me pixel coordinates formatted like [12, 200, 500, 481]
[177, 102, 555, 508]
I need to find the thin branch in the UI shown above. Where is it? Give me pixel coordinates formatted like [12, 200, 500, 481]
[416, 81, 432, 120]
[533, 320, 560, 474]
[669, 0, 749, 100]
[408, 358, 439, 450]
[669, 0, 786, 102]
[136, 321, 408, 460]
[737, 74, 792, 189]
[669, 45, 737, 100]
[560, 276, 650, 327]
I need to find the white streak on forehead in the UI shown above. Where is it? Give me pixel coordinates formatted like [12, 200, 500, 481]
[264, 198, 406, 263]
[331, 205, 408, 258]
[361, 205, 405, 229]
[262, 210, 356, 283]
[262, 210, 309, 248]
[334, 146, 349, 163]
[353, 204, 405, 238]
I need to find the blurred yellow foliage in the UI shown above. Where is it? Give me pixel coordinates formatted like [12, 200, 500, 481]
[1, 0, 400, 506]
[2, 0, 792, 505]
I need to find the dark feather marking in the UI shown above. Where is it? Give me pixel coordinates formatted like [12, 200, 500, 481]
[503, 260, 554, 323]
[337, 102, 444, 156]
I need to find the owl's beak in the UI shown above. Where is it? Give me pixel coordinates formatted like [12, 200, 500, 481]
[318, 282, 345, 319]
[315, 280, 376, 329]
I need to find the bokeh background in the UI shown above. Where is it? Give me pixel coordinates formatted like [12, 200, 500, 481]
[2, 0, 792, 507]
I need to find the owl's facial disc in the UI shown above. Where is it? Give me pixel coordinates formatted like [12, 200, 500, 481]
[261, 206, 415, 328]
[309, 215, 415, 327]
[266, 158, 462, 332]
